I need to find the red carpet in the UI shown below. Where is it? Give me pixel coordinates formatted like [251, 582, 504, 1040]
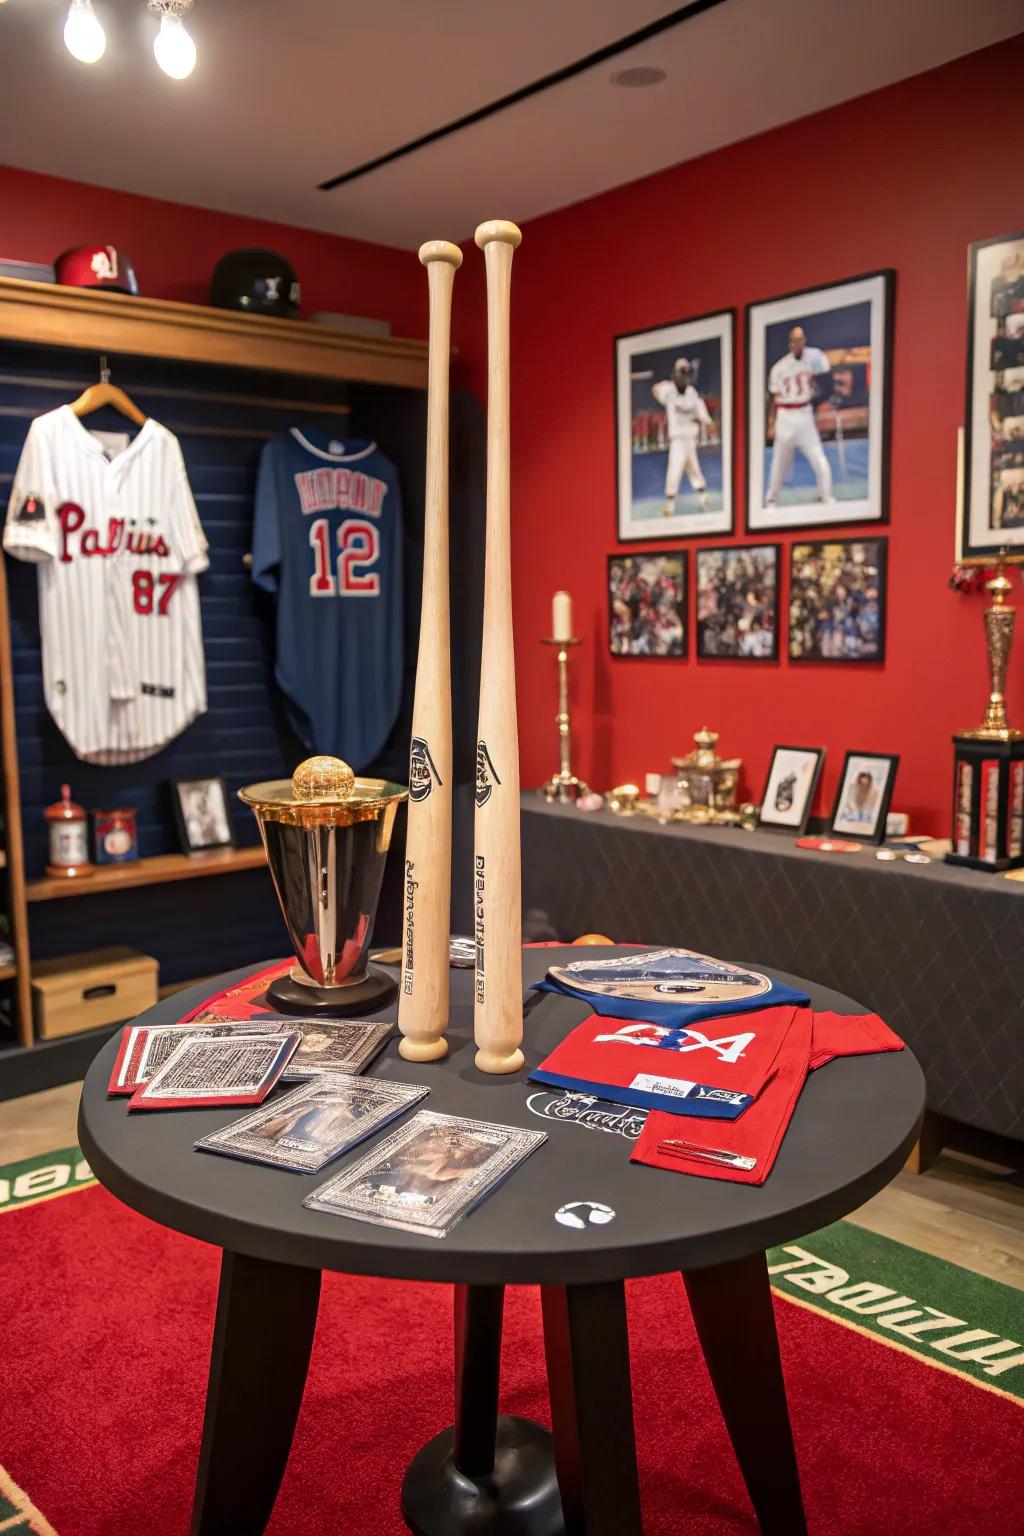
[1, 1184, 1021, 1535]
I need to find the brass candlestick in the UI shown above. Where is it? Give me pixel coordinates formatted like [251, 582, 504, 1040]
[960, 555, 1022, 742]
[539, 636, 589, 802]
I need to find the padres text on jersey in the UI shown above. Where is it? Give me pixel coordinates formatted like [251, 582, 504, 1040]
[251, 429, 403, 771]
[3, 406, 208, 764]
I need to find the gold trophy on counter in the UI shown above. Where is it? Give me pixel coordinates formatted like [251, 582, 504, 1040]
[240, 755, 408, 1014]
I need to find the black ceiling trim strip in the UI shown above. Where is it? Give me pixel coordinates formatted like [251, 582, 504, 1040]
[318, 0, 730, 192]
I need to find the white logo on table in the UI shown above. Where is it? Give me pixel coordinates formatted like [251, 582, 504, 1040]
[555, 1201, 616, 1230]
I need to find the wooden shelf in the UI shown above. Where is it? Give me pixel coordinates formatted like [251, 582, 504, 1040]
[26, 845, 266, 903]
[0, 277, 428, 391]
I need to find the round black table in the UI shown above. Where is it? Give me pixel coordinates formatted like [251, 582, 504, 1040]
[79, 947, 924, 1536]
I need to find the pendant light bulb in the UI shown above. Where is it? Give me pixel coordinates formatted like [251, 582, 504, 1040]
[63, 0, 106, 64]
[153, 10, 196, 79]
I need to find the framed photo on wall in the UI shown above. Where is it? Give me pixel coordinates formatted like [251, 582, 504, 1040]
[788, 537, 887, 663]
[696, 543, 779, 660]
[828, 751, 899, 844]
[959, 230, 1024, 564]
[608, 551, 686, 657]
[758, 745, 825, 835]
[746, 271, 893, 532]
[171, 776, 235, 854]
[615, 309, 734, 541]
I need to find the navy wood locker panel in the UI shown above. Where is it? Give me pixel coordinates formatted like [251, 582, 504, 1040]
[0, 340, 486, 987]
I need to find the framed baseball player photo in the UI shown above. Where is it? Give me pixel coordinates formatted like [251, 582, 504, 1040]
[696, 543, 779, 660]
[746, 272, 894, 533]
[758, 745, 825, 835]
[171, 775, 235, 854]
[958, 231, 1024, 564]
[828, 751, 899, 844]
[608, 551, 687, 658]
[614, 309, 734, 542]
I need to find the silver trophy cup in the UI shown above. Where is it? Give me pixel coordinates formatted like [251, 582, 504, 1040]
[240, 755, 408, 1016]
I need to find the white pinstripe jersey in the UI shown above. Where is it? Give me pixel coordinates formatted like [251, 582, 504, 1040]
[3, 406, 209, 764]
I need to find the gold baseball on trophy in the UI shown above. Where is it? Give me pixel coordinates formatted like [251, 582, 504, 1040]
[291, 755, 356, 802]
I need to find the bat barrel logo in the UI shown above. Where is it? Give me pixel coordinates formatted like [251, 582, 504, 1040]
[409, 736, 443, 802]
[475, 741, 501, 807]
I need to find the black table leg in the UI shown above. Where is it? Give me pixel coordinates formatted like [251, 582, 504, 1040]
[402, 1284, 563, 1535]
[541, 1281, 643, 1536]
[190, 1249, 321, 1536]
[683, 1253, 808, 1536]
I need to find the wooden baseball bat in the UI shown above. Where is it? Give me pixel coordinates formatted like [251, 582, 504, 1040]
[398, 239, 462, 1063]
[473, 218, 525, 1075]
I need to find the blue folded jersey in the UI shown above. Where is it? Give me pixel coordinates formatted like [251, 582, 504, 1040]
[534, 947, 809, 1029]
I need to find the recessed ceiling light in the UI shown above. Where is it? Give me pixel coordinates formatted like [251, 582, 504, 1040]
[611, 66, 667, 88]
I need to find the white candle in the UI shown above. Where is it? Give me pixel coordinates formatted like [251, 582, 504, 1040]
[552, 590, 572, 641]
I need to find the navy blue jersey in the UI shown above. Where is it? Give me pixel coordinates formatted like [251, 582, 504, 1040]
[252, 429, 403, 770]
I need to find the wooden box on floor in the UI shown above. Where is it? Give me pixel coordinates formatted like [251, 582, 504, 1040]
[31, 947, 159, 1040]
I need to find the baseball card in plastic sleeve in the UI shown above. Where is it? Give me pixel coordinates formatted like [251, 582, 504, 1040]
[303, 1111, 546, 1239]
[128, 1033, 300, 1111]
[278, 1019, 393, 1080]
[537, 947, 809, 1027]
[195, 1076, 428, 1173]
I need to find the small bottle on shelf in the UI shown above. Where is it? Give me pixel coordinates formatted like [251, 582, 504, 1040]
[45, 784, 93, 879]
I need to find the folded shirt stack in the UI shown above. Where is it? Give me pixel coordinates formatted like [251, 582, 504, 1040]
[529, 948, 904, 1185]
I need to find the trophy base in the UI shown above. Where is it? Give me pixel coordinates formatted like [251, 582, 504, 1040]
[266, 967, 398, 1018]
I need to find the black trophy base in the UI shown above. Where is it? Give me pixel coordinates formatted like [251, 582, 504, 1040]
[266, 967, 397, 1018]
[402, 1416, 564, 1536]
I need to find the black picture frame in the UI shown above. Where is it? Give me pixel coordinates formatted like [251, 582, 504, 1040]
[828, 751, 899, 845]
[745, 269, 894, 535]
[608, 550, 687, 658]
[757, 745, 825, 836]
[958, 230, 1024, 566]
[170, 775, 235, 854]
[614, 308, 735, 543]
[788, 536, 888, 664]
[695, 542, 780, 661]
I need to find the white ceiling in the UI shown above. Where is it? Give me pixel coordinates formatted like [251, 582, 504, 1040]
[1, 0, 1021, 250]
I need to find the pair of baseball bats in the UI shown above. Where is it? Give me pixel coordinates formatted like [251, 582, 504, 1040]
[398, 220, 524, 1075]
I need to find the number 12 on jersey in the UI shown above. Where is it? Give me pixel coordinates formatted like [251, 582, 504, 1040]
[309, 517, 380, 597]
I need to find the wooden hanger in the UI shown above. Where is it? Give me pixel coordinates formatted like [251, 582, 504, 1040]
[69, 356, 147, 427]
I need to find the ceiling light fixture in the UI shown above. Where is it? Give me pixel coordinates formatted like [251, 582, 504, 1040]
[610, 66, 667, 88]
[63, 0, 106, 63]
[149, 0, 196, 79]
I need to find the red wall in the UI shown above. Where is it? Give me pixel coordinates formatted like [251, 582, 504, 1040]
[503, 37, 1024, 835]
[0, 164, 426, 336]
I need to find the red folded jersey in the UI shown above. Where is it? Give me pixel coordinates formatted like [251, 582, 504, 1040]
[632, 1010, 903, 1184]
[529, 1006, 801, 1118]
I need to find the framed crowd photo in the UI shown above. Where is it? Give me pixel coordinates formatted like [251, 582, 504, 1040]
[746, 271, 894, 532]
[696, 543, 779, 660]
[758, 745, 825, 835]
[828, 751, 899, 844]
[171, 775, 235, 854]
[958, 231, 1024, 564]
[614, 309, 734, 542]
[789, 537, 887, 664]
[608, 551, 687, 658]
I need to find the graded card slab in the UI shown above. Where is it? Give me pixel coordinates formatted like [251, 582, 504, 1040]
[304, 1111, 546, 1239]
[128, 1033, 300, 1111]
[195, 1077, 428, 1173]
[279, 1019, 393, 1081]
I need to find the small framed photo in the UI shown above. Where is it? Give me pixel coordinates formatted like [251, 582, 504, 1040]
[746, 271, 893, 532]
[696, 544, 779, 660]
[171, 776, 235, 853]
[959, 230, 1024, 564]
[828, 751, 899, 844]
[615, 309, 734, 541]
[608, 551, 686, 657]
[758, 746, 825, 835]
[789, 538, 887, 663]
